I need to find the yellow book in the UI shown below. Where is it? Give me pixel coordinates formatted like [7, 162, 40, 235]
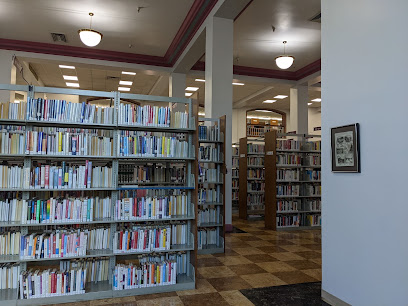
[58, 132, 62, 153]
[162, 137, 165, 156]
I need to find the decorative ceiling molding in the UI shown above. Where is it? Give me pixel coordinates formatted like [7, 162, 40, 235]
[0, 0, 321, 81]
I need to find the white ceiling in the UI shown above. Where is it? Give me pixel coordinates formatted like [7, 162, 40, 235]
[0, 0, 193, 56]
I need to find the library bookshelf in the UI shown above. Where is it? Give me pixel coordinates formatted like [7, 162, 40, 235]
[232, 143, 239, 212]
[197, 116, 225, 255]
[0, 84, 198, 305]
[238, 137, 265, 220]
[264, 130, 322, 230]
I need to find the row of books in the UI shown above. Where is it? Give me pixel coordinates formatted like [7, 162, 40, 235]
[277, 200, 322, 213]
[232, 169, 239, 177]
[304, 140, 321, 151]
[247, 169, 264, 179]
[304, 185, 321, 196]
[19, 266, 87, 299]
[26, 98, 114, 125]
[232, 147, 239, 155]
[232, 180, 238, 188]
[0, 126, 25, 154]
[276, 139, 301, 151]
[232, 158, 239, 168]
[277, 185, 300, 196]
[198, 189, 221, 204]
[118, 104, 188, 128]
[113, 223, 187, 253]
[306, 199, 321, 211]
[25, 129, 113, 156]
[198, 125, 220, 141]
[60, 257, 109, 284]
[305, 170, 321, 181]
[277, 169, 300, 181]
[198, 228, 217, 249]
[248, 182, 265, 192]
[247, 144, 264, 154]
[13, 197, 111, 224]
[0, 101, 26, 120]
[199, 146, 219, 161]
[20, 228, 111, 259]
[232, 191, 238, 201]
[247, 194, 264, 206]
[0, 263, 20, 289]
[114, 195, 188, 220]
[117, 132, 189, 158]
[198, 168, 221, 183]
[276, 154, 302, 166]
[0, 165, 22, 188]
[277, 215, 300, 227]
[28, 162, 113, 189]
[118, 164, 185, 185]
[247, 157, 264, 166]
[198, 207, 220, 225]
[304, 155, 321, 166]
[0, 231, 20, 255]
[248, 204, 264, 212]
[307, 214, 321, 226]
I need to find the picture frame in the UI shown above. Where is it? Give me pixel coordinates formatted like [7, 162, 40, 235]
[331, 123, 360, 173]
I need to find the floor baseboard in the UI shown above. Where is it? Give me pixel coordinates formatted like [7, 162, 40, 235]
[321, 289, 351, 306]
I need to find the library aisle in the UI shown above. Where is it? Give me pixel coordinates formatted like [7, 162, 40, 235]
[60, 214, 322, 306]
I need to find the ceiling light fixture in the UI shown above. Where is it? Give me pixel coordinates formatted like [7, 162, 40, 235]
[274, 95, 288, 99]
[78, 13, 103, 47]
[232, 82, 245, 86]
[118, 87, 130, 92]
[122, 71, 136, 75]
[185, 87, 199, 92]
[275, 41, 294, 70]
[247, 115, 282, 121]
[66, 82, 80, 87]
[119, 81, 133, 86]
[311, 98, 321, 102]
[185, 92, 193, 97]
[63, 75, 78, 81]
[308, 103, 313, 105]
[255, 110, 272, 112]
[59, 65, 75, 69]
[263, 100, 277, 104]
[195, 79, 205, 82]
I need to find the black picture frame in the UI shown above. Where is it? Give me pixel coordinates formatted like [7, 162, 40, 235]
[331, 123, 360, 173]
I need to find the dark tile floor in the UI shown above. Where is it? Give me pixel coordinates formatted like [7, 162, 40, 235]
[58, 215, 322, 306]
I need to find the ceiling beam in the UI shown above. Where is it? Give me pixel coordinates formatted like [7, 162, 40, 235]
[148, 75, 168, 96]
[234, 86, 274, 108]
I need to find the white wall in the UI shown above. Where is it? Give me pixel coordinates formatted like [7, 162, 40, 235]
[322, 1, 408, 305]
[308, 108, 321, 135]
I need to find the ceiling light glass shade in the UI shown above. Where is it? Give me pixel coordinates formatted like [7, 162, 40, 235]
[78, 29, 102, 47]
[275, 55, 294, 70]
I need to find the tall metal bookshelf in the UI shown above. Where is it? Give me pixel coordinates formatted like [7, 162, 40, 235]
[264, 130, 322, 230]
[232, 143, 239, 212]
[0, 84, 198, 305]
[197, 116, 225, 255]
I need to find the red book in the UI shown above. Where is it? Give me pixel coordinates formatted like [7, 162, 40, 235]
[119, 231, 123, 251]
[45, 165, 49, 189]
[84, 160, 89, 187]
[143, 230, 147, 250]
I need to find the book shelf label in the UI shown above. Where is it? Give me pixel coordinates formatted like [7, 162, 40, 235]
[266, 151, 274, 156]
[240, 154, 245, 158]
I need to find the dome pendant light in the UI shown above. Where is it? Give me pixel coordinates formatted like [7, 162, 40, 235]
[78, 13, 103, 47]
[275, 41, 294, 70]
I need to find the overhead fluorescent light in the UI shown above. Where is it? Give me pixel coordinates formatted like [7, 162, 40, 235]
[263, 100, 277, 104]
[119, 80, 133, 86]
[185, 92, 193, 97]
[247, 115, 282, 121]
[255, 110, 272, 112]
[195, 79, 205, 82]
[185, 87, 199, 91]
[308, 103, 313, 105]
[59, 65, 75, 69]
[274, 95, 288, 99]
[311, 98, 321, 102]
[14, 100, 20, 103]
[232, 82, 245, 86]
[118, 87, 131, 92]
[63, 75, 78, 81]
[66, 82, 79, 87]
[198, 112, 205, 116]
[122, 71, 136, 75]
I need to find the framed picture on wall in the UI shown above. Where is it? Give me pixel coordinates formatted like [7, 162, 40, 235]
[331, 123, 360, 173]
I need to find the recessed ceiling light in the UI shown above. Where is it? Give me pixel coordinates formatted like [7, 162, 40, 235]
[311, 98, 321, 102]
[59, 65, 75, 69]
[255, 110, 272, 112]
[119, 81, 133, 86]
[185, 92, 193, 97]
[118, 87, 131, 92]
[308, 103, 313, 105]
[66, 82, 79, 87]
[63, 75, 78, 81]
[186, 87, 199, 92]
[232, 82, 245, 86]
[195, 79, 205, 82]
[274, 95, 288, 99]
[122, 71, 136, 75]
[263, 100, 277, 104]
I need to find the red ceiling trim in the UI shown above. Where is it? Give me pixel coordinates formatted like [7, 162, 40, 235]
[0, 38, 168, 66]
[294, 59, 321, 80]
[165, 0, 218, 65]
[234, 0, 254, 21]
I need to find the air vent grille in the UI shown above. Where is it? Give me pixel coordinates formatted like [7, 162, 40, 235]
[51, 33, 67, 43]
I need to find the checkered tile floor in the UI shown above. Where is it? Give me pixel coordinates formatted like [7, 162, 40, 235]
[58, 215, 321, 306]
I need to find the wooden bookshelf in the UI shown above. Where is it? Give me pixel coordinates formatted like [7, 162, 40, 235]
[197, 116, 226, 255]
[232, 143, 239, 212]
[264, 130, 322, 230]
[0, 83, 198, 305]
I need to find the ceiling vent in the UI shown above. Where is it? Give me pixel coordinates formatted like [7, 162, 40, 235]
[309, 12, 321, 23]
[51, 33, 67, 43]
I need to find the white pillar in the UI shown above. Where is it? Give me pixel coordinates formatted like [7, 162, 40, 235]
[289, 85, 309, 134]
[232, 108, 247, 143]
[169, 73, 186, 112]
[0, 50, 17, 101]
[205, 16, 233, 229]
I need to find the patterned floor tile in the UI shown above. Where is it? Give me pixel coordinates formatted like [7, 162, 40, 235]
[243, 254, 279, 263]
[301, 269, 322, 281]
[216, 255, 253, 266]
[198, 266, 237, 279]
[176, 279, 217, 296]
[269, 252, 306, 261]
[179, 292, 230, 306]
[284, 260, 321, 270]
[272, 271, 318, 285]
[241, 273, 287, 288]
[219, 290, 255, 306]
[207, 276, 252, 291]
[293, 251, 321, 259]
[255, 261, 297, 273]
[228, 263, 268, 275]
